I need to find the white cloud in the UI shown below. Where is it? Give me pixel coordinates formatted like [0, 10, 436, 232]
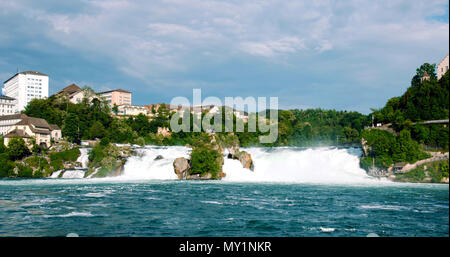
[240, 37, 307, 57]
[0, 0, 448, 112]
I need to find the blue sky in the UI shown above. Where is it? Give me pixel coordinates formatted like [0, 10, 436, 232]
[0, 0, 448, 114]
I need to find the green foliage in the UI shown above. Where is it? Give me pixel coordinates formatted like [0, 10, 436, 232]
[7, 137, 31, 161]
[395, 166, 427, 182]
[49, 148, 81, 171]
[0, 153, 15, 177]
[361, 129, 430, 168]
[88, 143, 107, 165]
[0, 137, 6, 154]
[112, 104, 119, 115]
[136, 137, 145, 146]
[190, 145, 222, 179]
[25, 94, 113, 143]
[16, 164, 33, 178]
[86, 142, 125, 178]
[90, 121, 106, 139]
[372, 66, 449, 150]
[63, 113, 81, 143]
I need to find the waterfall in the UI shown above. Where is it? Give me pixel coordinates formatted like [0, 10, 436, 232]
[76, 148, 90, 169]
[120, 146, 190, 180]
[118, 146, 377, 184]
[222, 147, 373, 183]
[50, 148, 90, 179]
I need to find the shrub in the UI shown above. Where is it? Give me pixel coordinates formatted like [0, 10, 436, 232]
[49, 148, 80, 170]
[16, 164, 33, 178]
[136, 137, 145, 146]
[190, 145, 222, 178]
[7, 137, 31, 161]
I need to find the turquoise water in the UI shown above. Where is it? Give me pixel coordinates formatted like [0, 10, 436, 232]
[0, 179, 448, 237]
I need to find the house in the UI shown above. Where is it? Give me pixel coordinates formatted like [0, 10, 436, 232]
[2, 114, 60, 148]
[437, 54, 449, 80]
[49, 124, 62, 142]
[54, 84, 98, 104]
[421, 71, 430, 82]
[0, 113, 28, 135]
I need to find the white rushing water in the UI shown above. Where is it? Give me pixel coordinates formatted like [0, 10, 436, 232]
[117, 146, 378, 184]
[222, 147, 374, 183]
[61, 169, 86, 178]
[77, 148, 90, 169]
[50, 148, 90, 179]
[119, 146, 190, 180]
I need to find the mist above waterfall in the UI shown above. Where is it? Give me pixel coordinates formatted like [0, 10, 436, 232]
[119, 146, 378, 184]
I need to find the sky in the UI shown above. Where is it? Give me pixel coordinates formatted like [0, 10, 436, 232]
[0, 0, 448, 114]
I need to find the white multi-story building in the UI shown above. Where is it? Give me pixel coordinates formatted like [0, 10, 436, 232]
[117, 104, 149, 116]
[0, 95, 16, 115]
[2, 71, 49, 112]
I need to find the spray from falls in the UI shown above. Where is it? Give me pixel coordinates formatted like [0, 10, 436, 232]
[120, 146, 190, 180]
[119, 146, 375, 184]
[222, 147, 372, 183]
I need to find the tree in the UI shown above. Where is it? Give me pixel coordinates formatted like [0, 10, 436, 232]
[190, 145, 222, 178]
[112, 104, 119, 115]
[0, 137, 6, 154]
[7, 137, 31, 161]
[411, 63, 437, 87]
[90, 121, 106, 139]
[63, 113, 81, 143]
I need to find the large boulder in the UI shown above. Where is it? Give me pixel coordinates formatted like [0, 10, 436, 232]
[236, 151, 254, 171]
[173, 157, 190, 179]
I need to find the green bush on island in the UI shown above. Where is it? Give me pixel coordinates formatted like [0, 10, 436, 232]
[190, 145, 222, 179]
[85, 138, 129, 178]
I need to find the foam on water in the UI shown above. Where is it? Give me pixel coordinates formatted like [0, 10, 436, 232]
[119, 146, 190, 180]
[5, 146, 442, 186]
[61, 170, 85, 179]
[118, 146, 383, 184]
[222, 147, 378, 184]
[77, 148, 90, 169]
